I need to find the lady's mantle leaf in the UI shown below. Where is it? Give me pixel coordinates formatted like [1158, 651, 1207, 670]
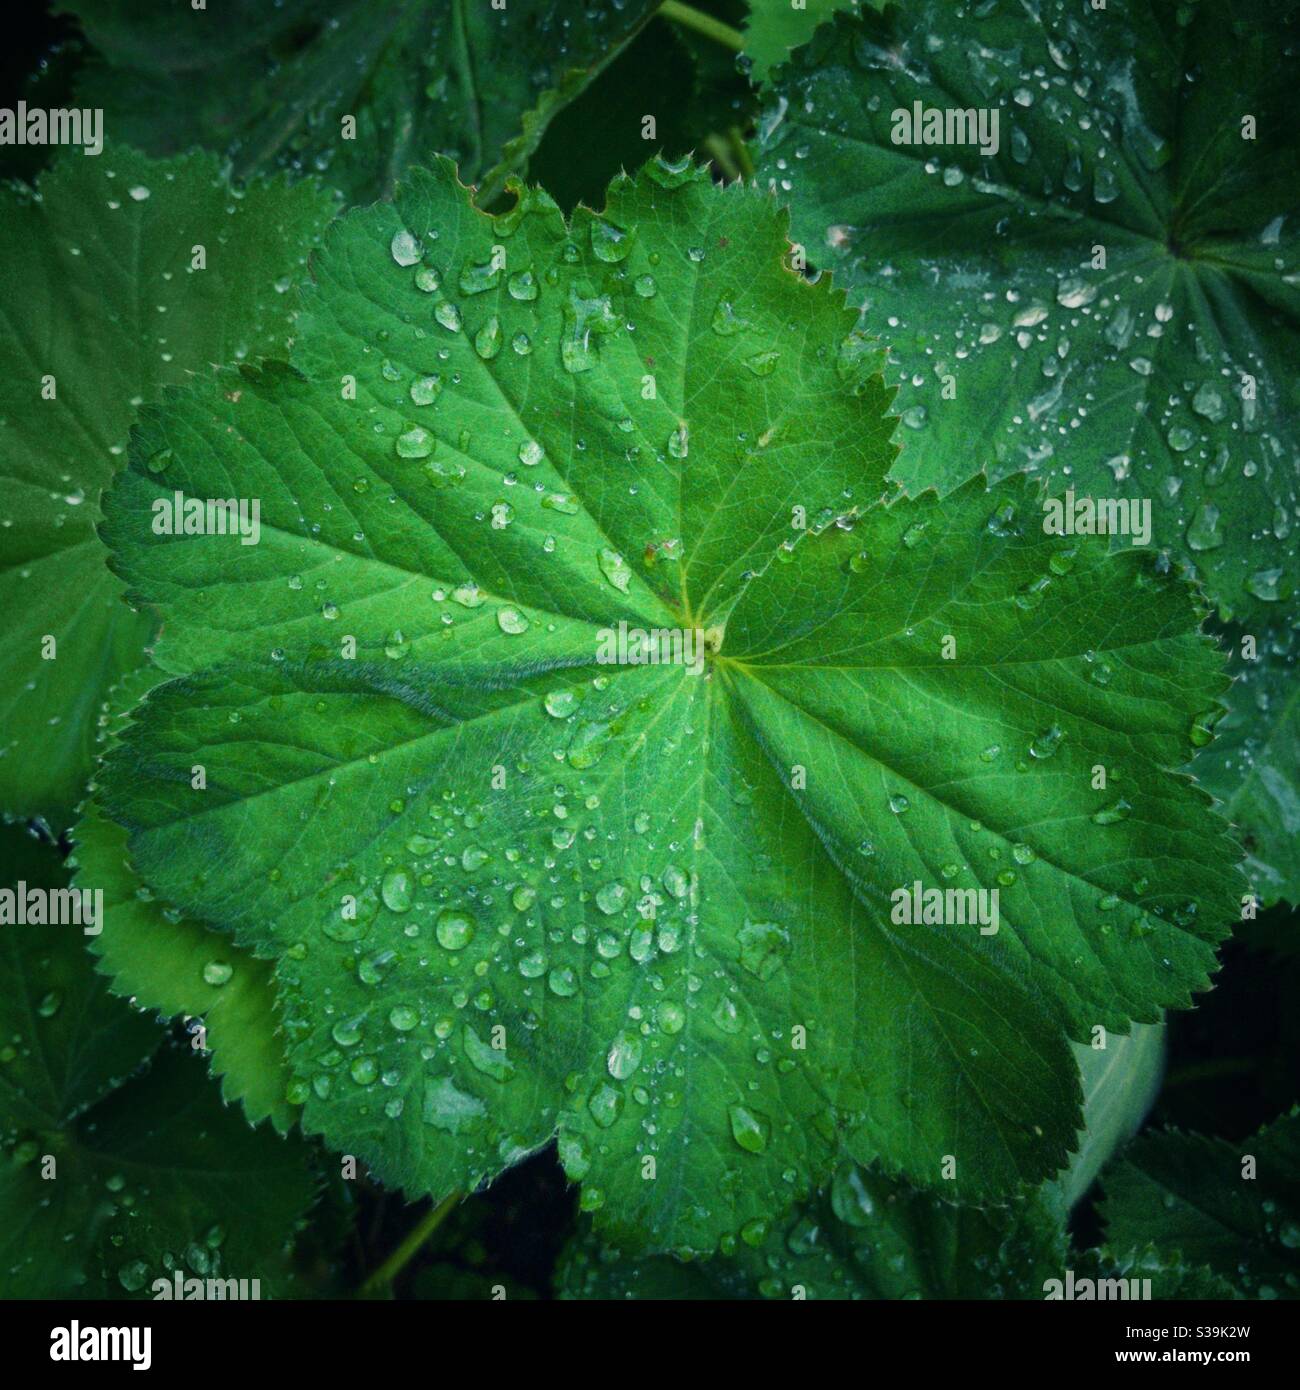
[64, 0, 661, 205]
[101, 158, 1236, 1254]
[71, 669, 294, 1132]
[743, 1, 876, 81]
[0, 145, 336, 827]
[1100, 1108, 1300, 1299]
[559, 1160, 1066, 1298]
[0, 824, 158, 1131]
[0, 826, 317, 1297]
[756, 1, 1300, 624]
[557, 1028, 1163, 1299]
[1194, 623, 1300, 907]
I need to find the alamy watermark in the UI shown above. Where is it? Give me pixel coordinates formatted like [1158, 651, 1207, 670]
[891, 101, 1000, 158]
[151, 1272, 261, 1300]
[890, 880, 999, 935]
[1044, 1269, 1152, 1300]
[50, 1324, 150, 1370]
[151, 491, 261, 545]
[596, 620, 720, 676]
[0, 882, 102, 935]
[0, 104, 103, 156]
[1042, 488, 1151, 546]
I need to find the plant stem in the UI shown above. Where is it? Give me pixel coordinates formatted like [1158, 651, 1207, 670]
[729, 126, 756, 181]
[705, 133, 740, 181]
[360, 1191, 460, 1296]
[659, 1, 745, 52]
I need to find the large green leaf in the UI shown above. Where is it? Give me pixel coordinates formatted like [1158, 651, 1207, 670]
[0, 825, 317, 1297]
[742, 0, 871, 80]
[0, 145, 335, 827]
[71, 670, 294, 1132]
[1194, 623, 1300, 907]
[1100, 1108, 1300, 1299]
[99, 157, 1237, 1254]
[559, 1159, 1066, 1298]
[756, 0, 1300, 624]
[558, 1024, 1162, 1298]
[63, 0, 662, 206]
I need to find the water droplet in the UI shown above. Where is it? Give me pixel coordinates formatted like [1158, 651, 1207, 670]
[1186, 503, 1224, 552]
[409, 374, 442, 406]
[379, 868, 413, 913]
[712, 297, 748, 335]
[1246, 568, 1286, 603]
[591, 218, 634, 263]
[737, 920, 789, 980]
[435, 909, 476, 950]
[545, 690, 577, 719]
[606, 1033, 643, 1079]
[745, 349, 780, 376]
[464, 1025, 514, 1081]
[391, 229, 422, 266]
[396, 427, 434, 459]
[422, 1076, 486, 1132]
[728, 1104, 770, 1154]
[588, 1082, 623, 1128]
[595, 881, 629, 915]
[474, 315, 503, 359]
[1030, 725, 1065, 759]
[507, 269, 539, 301]
[598, 548, 632, 593]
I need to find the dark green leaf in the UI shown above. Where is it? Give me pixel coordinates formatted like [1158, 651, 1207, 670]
[756, 0, 1300, 623]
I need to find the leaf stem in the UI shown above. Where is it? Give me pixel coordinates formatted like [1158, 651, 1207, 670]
[729, 125, 756, 181]
[360, 1191, 460, 1296]
[659, 1, 745, 53]
[704, 133, 740, 181]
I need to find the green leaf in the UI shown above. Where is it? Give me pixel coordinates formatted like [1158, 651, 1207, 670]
[0, 823, 158, 1131]
[1194, 623, 1300, 907]
[0, 145, 336, 827]
[100, 157, 1237, 1253]
[756, 0, 1300, 623]
[0, 826, 318, 1297]
[63, 0, 662, 206]
[1073, 1245, 1242, 1300]
[71, 669, 294, 1132]
[1100, 1108, 1300, 1299]
[0, 1045, 322, 1298]
[559, 1160, 1067, 1298]
[1053, 1024, 1165, 1212]
[558, 1020, 1160, 1298]
[743, 0, 872, 81]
